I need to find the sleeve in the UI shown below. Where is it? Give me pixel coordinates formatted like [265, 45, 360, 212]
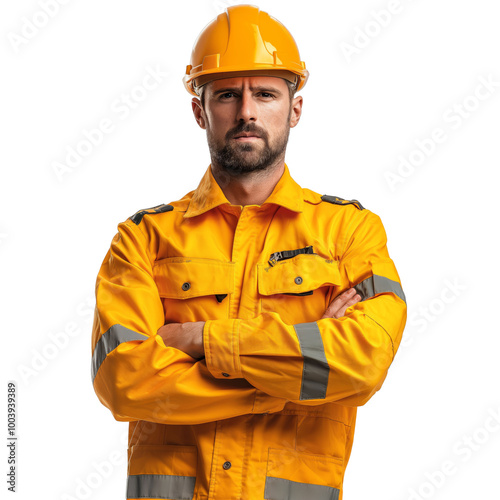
[91, 219, 286, 425]
[203, 210, 407, 407]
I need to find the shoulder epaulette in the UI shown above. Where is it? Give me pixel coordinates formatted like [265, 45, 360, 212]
[321, 195, 364, 211]
[130, 204, 174, 225]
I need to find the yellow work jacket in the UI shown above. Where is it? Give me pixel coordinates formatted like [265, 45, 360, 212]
[91, 163, 407, 500]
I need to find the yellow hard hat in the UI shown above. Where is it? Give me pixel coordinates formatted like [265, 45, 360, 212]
[183, 4, 309, 96]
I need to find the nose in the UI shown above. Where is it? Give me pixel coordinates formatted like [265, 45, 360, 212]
[236, 90, 257, 123]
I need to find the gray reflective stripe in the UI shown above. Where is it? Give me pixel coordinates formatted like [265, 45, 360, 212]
[265, 477, 340, 500]
[126, 474, 195, 499]
[91, 325, 147, 383]
[293, 322, 329, 400]
[355, 274, 406, 303]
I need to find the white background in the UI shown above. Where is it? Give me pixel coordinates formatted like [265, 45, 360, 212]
[2, 0, 499, 499]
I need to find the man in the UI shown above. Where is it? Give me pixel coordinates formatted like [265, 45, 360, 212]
[91, 5, 407, 500]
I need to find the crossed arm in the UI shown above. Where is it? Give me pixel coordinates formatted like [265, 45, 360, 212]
[157, 288, 362, 359]
[92, 213, 406, 424]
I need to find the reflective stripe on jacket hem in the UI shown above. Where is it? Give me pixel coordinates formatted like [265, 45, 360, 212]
[355, 274, 406, 303]
[91, 324, 147, 383]
[264, 476, 340, 500]
[126, 474, 196, 499]
[293, 322, 329, 400]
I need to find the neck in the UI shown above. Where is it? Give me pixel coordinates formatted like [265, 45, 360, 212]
[210, 160, 285, 207]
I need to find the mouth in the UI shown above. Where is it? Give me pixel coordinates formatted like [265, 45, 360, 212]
[232, 135, 261, 141]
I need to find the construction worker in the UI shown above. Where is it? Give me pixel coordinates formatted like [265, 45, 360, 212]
[91, 5, 407, 500]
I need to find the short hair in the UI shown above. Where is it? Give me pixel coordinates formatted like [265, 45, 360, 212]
[198, 78, 297, 109]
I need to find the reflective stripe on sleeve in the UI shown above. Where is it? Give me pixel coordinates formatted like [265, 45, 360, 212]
[127, 474, 196, 499]
[354, 274, 406, 303]
[293, 322, 329, 400]
[91, 324, 147, 383]
[264, 476, 340, 500]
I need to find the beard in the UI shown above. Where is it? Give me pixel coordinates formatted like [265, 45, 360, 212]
[206, 114, 291, 176]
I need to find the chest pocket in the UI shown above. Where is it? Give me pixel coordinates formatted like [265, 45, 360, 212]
[257, 254, 342, 325]
[153, 257, 235, 323]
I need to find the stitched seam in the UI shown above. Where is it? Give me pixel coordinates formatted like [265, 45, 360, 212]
[208, 422, 222, 498]
[158, 289, 232, 299]
[339, 211, 364, 262]
[294, 414, 298, 450]
[124, 221, 155, 270]
[231, 319, 236, 375]
[277, 411, 352, 428]
[261, 286, 316, 294]
[365, 313, 395, 360]
[153, 258, 235, 268]
[251, 389, 257, 413]
[233, 320, 241, 375]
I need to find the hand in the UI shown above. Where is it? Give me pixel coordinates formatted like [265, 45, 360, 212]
[157, 321, 205, 359]
[321, 288, 361, 319]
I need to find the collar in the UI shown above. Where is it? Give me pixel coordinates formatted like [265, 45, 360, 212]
[184, 163, 304, 218]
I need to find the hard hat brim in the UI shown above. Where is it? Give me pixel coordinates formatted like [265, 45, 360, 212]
[184, 68, 309, 97]
[193, 69, 299, 93]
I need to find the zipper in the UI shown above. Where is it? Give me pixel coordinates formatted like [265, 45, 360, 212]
[268, 246, 314, 267]
[268, 251, 283, 267]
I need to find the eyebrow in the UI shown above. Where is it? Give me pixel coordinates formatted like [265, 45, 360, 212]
[212, 86, 283, 96]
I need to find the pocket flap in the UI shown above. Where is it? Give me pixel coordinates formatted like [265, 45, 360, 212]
[257, 254, 341, 296]
[128, 444, 197, 476]
[153, 257, 235, 299]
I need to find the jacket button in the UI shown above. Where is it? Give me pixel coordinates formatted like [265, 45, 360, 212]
[294, 276, 303, 285]
[222, 372, 230, 377]
[181, 282, 191, 291]
[223, 461, 232, 470]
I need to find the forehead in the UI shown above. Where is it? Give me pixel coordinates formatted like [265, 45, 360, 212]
[207, 75, 288, 94]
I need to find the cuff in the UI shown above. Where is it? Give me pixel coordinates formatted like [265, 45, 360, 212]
[203, 319, 243, 379]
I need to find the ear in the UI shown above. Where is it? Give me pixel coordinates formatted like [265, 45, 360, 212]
[289, 95, 303, 128]
[192, 98, 206, 129]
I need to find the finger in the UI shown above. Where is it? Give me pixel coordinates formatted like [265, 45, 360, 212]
[335, 294, 361, 318]
[322, 288, 356, 317]
[321, 288, 357, 319]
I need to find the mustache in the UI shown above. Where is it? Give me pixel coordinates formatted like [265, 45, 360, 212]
[226, 124, 268, 140]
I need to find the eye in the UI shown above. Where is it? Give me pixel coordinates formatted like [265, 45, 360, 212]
[258, 92, 275, 99]
[219, 92, 237, 100]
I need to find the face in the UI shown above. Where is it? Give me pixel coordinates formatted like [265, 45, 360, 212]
[192, 76, 302, 176]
